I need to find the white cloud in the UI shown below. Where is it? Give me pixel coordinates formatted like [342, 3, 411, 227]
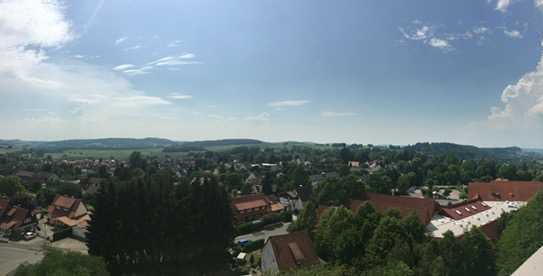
[245, 112, 271, 121]
[496, 0, 512, 12]
[169, 94, 193, 100]
[0, 0, 173, 139]
[124, 44, 142, 51]
[504, 29, 523, 39]
[428, 38, 452, 50]
[122, 68, 150, 76]
[113, 64, 136, 71]
[147, 54, 200, 66]
[268, 100, 310, 108]
[399, 25, 431, 41]
[167, 40, 182, 47]
[485, 42, 543, 132]
[537, 0, 543, 8]
[115, 37, 128, 45]
[321, 111, 357, 117]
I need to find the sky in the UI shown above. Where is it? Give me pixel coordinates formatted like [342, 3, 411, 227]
[1, 0, 543, 147]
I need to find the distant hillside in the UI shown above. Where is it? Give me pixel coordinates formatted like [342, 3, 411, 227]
[407, 142, 523, 159]
[11, 138, 177, 150]
[163, 139, 264, 152]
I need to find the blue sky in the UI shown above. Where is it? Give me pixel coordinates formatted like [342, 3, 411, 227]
[1, 0, 543, 147]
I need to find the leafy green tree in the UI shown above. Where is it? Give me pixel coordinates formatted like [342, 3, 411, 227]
[15, 248, 109, 276]
[87, 171, 233, 275]
[461, 228, 495, 276]
[497, 192, 543, 275]
[0, 176, 25, 197]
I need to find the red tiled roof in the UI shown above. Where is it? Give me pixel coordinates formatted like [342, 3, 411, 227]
[231, 194, 271, 211]
[267, 231, 320, 271]
[468, 180, 543, 202]
[350, 192, 438, 224]
[440, 199, 490, 220]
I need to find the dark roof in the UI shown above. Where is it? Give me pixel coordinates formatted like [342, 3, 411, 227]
[350, 192, 438, 224]
[469, 180, 543, 202]
[267, 231, 320, 271]
[439, 199, 491, 220]
[15, 170, 34, 178]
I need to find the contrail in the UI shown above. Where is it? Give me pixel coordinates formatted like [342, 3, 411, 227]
[83, 0, 105, 34]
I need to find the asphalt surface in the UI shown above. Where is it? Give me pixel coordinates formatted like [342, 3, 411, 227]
[235, 222, 291, 243]
[0, 241, 44, 276]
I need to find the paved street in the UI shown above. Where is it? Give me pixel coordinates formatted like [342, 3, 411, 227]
[0, 242, 44, 276]
[235, 222, 291, 243]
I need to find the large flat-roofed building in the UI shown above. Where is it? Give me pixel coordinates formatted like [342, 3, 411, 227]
[468, 179, 543, 202]
[350, 192, 438, 224]
[427, 199, 524, 239]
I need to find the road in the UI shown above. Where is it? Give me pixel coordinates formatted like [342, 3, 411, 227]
[235, 222, 291, 243]
[0, 241, 45, 276]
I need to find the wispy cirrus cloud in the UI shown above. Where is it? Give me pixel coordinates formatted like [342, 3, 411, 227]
[168, 93, 193, 100]
[503, 29, 523, 39]
[114, 37, 128, 45]
[321, 111, 357, 118]
[112, 64, 136, 71]
[245, 112, 271, 122]
[167, 40, 182, 48]
[112, 53, 201, 77]
[147, 54, 200, 66]
[268, 100, 310, 108]
[123, 44, 142, 51]
[400, 21, 496, 52]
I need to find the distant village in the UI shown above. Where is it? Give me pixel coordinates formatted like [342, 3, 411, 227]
[1, 144, 543, 275]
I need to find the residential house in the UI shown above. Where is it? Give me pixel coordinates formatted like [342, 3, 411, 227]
[47, 195, 91, 236]
[261, 231, 321, 274]
[231, 194, 272, 223]
[0, 206, 33, 233]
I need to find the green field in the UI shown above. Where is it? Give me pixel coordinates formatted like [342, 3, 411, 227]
[47, 148, 165, 160]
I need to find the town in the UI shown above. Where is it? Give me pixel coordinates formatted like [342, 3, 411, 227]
[1, 140, 543, 275]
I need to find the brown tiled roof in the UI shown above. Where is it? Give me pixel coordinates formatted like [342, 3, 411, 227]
[52, 195, 77, 209]
[268, 231, 320, 271]
[350, 192, 438, 224]
[440, 199, 491, 220]
[235, 200, 268, 211]
[48, 195, 83, 219]
[231, 194, 271, 211]
[468, 180, 543, 202]
[0, 206, 29, 230]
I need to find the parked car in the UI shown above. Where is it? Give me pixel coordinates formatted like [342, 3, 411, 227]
[24, 231, 37, 240]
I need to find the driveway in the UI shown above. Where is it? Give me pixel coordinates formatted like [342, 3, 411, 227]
[0, 242, 44, 275]
[235, 222, 291, 243]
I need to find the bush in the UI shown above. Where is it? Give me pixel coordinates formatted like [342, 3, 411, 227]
[242, 239, 265, 252]
[236, 211, 292, 235]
